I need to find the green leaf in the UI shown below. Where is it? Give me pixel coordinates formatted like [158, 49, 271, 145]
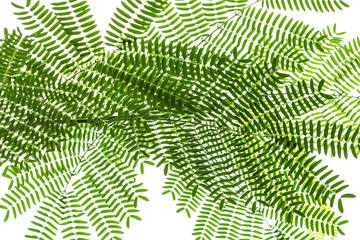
[192, 185, 198, 197]
[341, 193, 356, 198]
[4, 210, 9, 222]
[318, 79, 325, 91]
[320, 92, 334, 99]
[143, 121, 151, 132]
[11, 2, 25, 9]
[338, 198, 344, 213]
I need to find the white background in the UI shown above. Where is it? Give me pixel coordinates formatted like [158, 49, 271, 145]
[0, 0, 359, 239]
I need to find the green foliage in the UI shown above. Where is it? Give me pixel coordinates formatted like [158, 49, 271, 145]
[0, 0, 358, 239]
[261, 0, 349, 12]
